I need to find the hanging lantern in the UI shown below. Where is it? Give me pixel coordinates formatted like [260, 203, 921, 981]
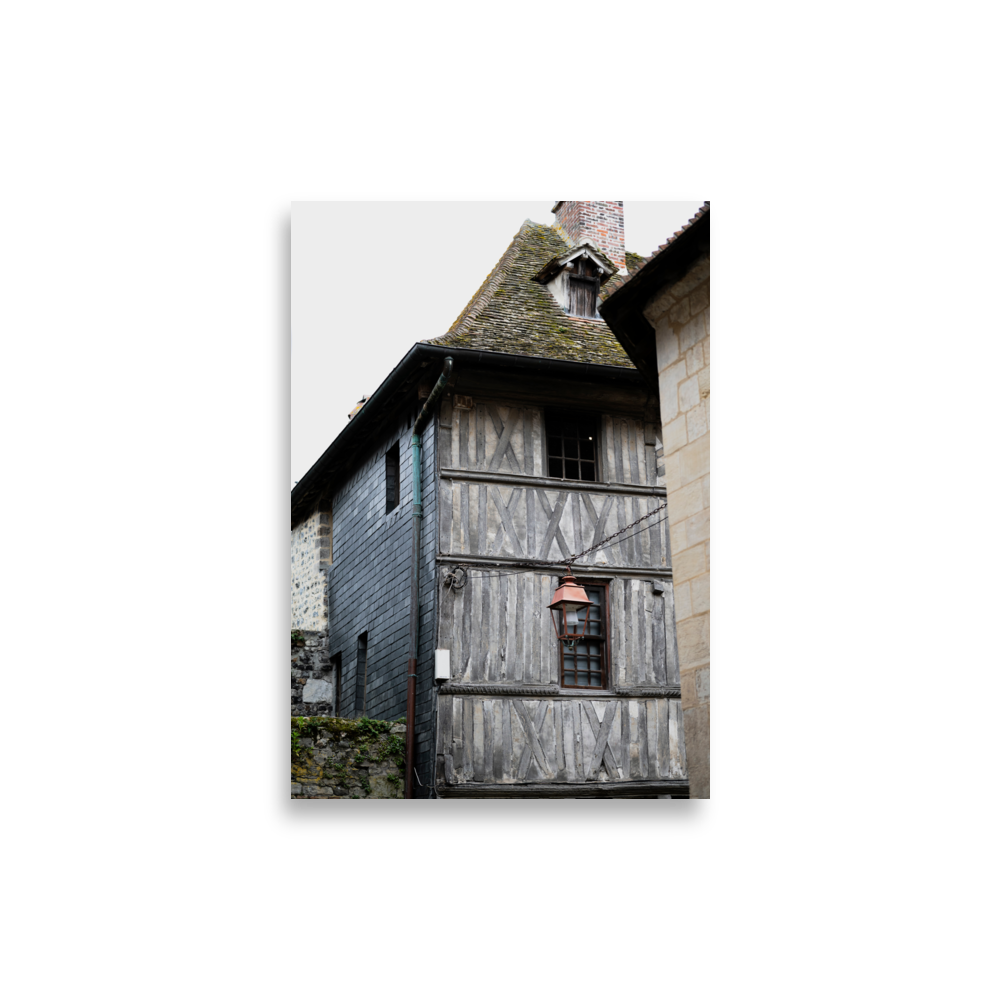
[548, 571, 594, 649]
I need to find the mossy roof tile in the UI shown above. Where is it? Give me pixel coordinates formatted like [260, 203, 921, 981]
[424, 220, 639, 369]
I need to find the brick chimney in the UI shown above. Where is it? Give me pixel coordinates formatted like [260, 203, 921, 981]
[552, 201, 626, 273]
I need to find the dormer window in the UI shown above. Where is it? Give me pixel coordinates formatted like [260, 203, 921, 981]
[532, 244, 615, 319]
[567, 257, 601, 318]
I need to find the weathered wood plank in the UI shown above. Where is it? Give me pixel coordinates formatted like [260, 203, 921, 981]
[627, 419, 640, 486]
[440, 466, 453, 552]
[645, 441, 657, 487]
[664, 583, 679, 685]
[501, 698, 514, 781]
[473, 699, 485, 781]
[645, 697, 658, 778]
[526, 574, 541, 684]
[522, 408, 534, 475]
[459, 697, 470, 780]
[612, 580, 625, 688]
[613, 418, 625, 483]
[636, 580, 648, 685]
[475, 403, 486, 468]
[497, 571, 508, 682]
[460, 481, 470, 556]
[650, 496, 662, 568]
[459, 408, 470, 469]
[482, 573, 493, 680]
[637, 700, 649, 778]
[623, 576, 633, 688]
[538, 699, 555, 782]
[469, 573, 483, 682]
[606, 699, 622, 781]
[628, 700, 641, 777]
[614, 496, 628, 565]
[483, 698, 493, 781]
[553, 697, 566, 780]
[650, 593, 665, 686]
[491, 700, 503, 781]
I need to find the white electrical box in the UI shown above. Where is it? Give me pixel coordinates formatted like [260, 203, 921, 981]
[434, 649, 450, 682]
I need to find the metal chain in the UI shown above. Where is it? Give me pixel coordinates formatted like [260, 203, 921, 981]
[566, 500, 669, 565]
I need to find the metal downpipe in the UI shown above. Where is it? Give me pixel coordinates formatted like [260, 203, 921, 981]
[405, 357, 453, 798]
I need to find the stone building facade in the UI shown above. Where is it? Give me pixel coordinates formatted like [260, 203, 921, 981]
[599, 204, 710, 797]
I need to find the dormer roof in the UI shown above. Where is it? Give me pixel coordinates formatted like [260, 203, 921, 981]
[424, 219, 638, 369]
[532, 242, 619, 286]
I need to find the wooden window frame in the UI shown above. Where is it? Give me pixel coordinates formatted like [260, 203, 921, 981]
[558, 579, 610, 690]
[544, 408, 601, 483]
[566, 257, 600, 318]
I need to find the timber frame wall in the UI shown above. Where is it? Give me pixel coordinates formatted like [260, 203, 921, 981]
[432, 366, 688, 797]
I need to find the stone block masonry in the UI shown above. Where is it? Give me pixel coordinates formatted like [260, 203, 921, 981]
[291, 717, 405, 799]
[645, 252, 710, 798]
[291, 630, 334, 716]
[291, 509, 331, 631]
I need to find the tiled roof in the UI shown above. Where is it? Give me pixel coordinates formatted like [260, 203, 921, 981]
[608, 202, 710, 295]
[424, 220, 638, 369]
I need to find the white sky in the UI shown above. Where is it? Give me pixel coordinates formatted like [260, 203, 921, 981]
[292, 201, 704, 489]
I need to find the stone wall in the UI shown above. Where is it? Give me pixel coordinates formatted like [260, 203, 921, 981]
[291, 717, 406, 799]
[644, 252, 710, 798]
[291, 630, 335, 716]
[291, 509, 330, 631]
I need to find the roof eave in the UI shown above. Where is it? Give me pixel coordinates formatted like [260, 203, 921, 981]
[598, 210, 710, 390]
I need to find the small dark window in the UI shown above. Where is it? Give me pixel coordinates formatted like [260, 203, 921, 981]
[354, 632, 368, 715]
[560, 582, 608, 689]
[385, 442, 400, 513]
[332, 652, 342, 716]
[547, 409, 599, 481]
[567, 257, 600, 318]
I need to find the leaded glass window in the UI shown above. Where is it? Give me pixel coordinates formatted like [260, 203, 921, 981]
[560, 583, 607, 689]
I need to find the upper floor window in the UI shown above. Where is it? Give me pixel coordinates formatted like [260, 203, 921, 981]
[546, 409, 599, 482]
[560, 581, 608, 689]
[385, 442, 400, 513]
[567, 257, 601, 318]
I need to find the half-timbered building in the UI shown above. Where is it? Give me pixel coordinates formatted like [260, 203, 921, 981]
[291, 200, 689, 798]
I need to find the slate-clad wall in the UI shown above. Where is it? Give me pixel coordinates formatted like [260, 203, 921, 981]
[326, 408, 438, 796]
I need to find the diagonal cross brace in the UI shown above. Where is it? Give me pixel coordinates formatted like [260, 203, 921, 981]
[536, 490, 570, 560]
[583, 701, 622, 781]
[489, 486, 525, 556]
[512, 699, 551, 779]
[487, 404, 522, 474]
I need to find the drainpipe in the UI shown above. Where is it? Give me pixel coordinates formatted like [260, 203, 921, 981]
[405, 357, 453, 798]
